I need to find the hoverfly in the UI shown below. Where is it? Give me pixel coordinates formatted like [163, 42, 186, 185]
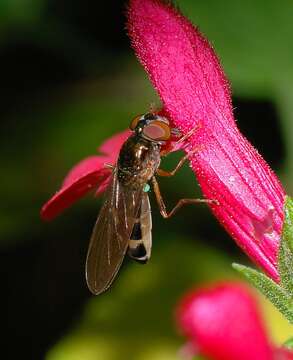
[86, 112, 211, 295]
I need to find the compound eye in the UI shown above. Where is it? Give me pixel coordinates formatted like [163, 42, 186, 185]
[129, 114, 143, 130]
[142, 120, 171, 141]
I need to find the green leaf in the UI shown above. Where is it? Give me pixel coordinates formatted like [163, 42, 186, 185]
[282, 196, 293, 252]
[283, 337, 293, 350]
[278, 196, 293, 294]
[233, 196, 293, 324]
[232, 263, 293, 323]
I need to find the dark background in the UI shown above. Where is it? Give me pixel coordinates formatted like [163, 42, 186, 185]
[0, 0, 291, 359]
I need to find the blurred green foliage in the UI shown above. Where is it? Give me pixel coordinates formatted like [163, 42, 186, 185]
[182, 0, 293, 95]
[0, 0, 45, 29]
[46, 238, 292, 360]
[1, 0, 293, 358]
[47, 236, 236, 360]
[46, 239, 232, 360]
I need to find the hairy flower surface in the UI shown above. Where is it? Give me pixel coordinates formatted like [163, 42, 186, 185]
[176, 282, 293, 360]
[127, 0, 285, 281]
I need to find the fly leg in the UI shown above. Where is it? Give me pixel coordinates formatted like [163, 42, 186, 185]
[157, 146, 202, 177]
[160, 123, 201, 157]
[173, 124, 201, 145]
[104, 163, 115, 170]
[151, 176, 218, 219]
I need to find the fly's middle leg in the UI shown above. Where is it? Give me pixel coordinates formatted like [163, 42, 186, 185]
[157, 146, 202, 178]
[151, 176, 218, 219]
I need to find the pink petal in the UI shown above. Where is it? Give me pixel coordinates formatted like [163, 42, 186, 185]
[127, 0, 285, 281]
[178, 341, 199, 360]
[176, 282, 273, 360]
[95, 176, 112, 198]
[41, 168, 111, 221]
[41, 130, 130, 221]
[98, 129, 132, 160]
[62, 156, 110, 188]
[274, 348, 293, 360]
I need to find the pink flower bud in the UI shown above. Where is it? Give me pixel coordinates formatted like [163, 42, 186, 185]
[176, 282, 274, 360]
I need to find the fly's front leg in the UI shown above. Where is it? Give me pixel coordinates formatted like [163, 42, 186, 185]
[157, 146, 202, 177]
[173, 123, 201, 145]
[151, 176, 218, 219]
[160, 123, 202, 158]
[104, 163, 115, 170]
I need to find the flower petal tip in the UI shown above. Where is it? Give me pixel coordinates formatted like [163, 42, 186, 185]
[41, 168, 111, 221]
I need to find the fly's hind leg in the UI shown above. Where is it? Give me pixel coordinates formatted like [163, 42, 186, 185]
[151, 176, 218, 219]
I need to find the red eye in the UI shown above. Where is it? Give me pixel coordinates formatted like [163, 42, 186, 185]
[129, 114, 143, 130]
[142, 120, 171, 141]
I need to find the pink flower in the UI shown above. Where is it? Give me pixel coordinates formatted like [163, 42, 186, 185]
[41, 130, 131, 221]
[127, 0, 285, 281]
[40, 123, 179, 221]
[176, 282, 293, 360]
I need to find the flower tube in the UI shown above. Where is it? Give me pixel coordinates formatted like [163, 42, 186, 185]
[127, 0, 285, 281]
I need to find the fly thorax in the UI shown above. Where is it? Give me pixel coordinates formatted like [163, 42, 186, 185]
[117, 135, 161, 188]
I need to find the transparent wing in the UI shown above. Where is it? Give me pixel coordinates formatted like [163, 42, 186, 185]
[139, 193, 152, 259]
[86, 169, 142, 295]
